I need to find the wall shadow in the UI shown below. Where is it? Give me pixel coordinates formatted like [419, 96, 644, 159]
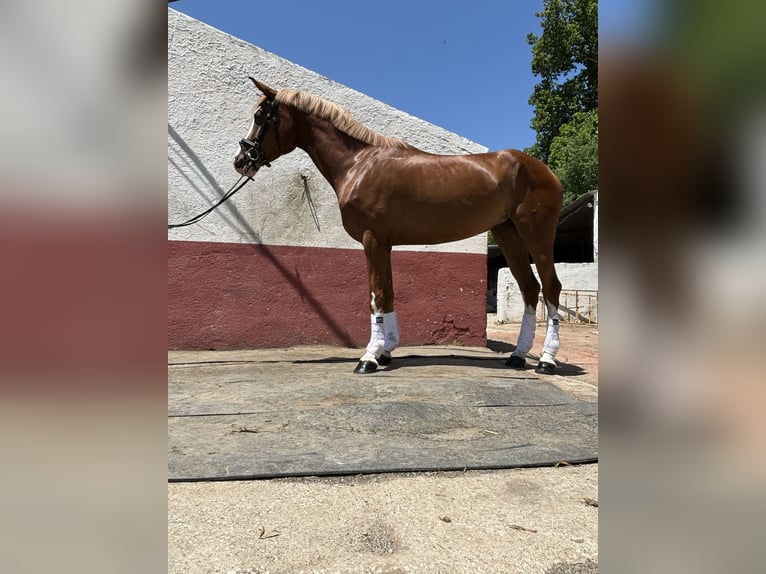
[168, 124, 356, 347]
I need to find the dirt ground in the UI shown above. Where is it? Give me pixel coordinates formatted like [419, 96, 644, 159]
[486, 314, 599, 388]
[168, 318, 599, 574]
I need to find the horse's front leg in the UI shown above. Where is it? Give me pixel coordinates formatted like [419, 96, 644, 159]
[378, 245, 399, 365]
[354, 232, 399, 374]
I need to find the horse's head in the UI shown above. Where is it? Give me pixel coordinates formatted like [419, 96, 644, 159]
[233, 78, 296, 177]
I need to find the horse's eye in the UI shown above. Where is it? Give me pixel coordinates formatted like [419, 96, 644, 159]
[254, 110, 264, 125]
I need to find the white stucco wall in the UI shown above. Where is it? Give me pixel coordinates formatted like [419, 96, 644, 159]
[168, 9, 488, 253]
[496, 263, 598, 323]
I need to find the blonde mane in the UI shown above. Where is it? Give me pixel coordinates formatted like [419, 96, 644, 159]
[276, 89, 417, 150]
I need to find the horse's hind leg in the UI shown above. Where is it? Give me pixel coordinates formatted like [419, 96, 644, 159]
[517, 224, 562, 375]
[491, 221, 541, 369]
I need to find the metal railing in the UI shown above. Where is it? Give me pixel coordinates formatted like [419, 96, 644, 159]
[537, 289, 598, 324]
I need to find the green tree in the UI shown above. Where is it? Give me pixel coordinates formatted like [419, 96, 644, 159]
[526, 0, 597, 165]
[548, 110, 598, 205]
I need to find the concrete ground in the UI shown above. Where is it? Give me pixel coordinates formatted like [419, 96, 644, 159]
[168, 318, 599, 573]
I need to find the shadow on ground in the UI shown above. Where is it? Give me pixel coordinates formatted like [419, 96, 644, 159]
[291, 344, 588, 377]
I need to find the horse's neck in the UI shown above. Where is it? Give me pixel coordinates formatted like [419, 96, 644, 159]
[296, 115, 366, 191]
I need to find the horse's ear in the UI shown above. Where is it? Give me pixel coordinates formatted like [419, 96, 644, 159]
[248, 77, 277, 100]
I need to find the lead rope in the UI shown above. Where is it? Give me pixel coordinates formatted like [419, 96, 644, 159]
[168, 174, 253, 229]
[301, 175, 321, 231]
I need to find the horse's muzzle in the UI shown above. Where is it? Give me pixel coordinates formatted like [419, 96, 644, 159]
[233, 152, 250, 171]
[233, 154, 257, 177]
[234, 138, 267, 176]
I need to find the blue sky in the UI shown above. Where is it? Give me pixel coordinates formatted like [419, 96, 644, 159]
[171, 0, 545, 152]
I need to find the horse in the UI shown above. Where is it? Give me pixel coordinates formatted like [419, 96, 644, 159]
[234, 78, 563, 375]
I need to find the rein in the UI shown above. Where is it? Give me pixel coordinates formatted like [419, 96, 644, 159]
[167, 175, 253, 229]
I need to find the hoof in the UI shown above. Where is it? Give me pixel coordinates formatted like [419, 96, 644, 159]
[353, 360, 378, 374]
[505, 355, 526, 368]
[377, 351, 392, 366]
[535, 361, 556, 375]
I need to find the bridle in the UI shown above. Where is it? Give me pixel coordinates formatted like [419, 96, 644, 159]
[238, 99, 281, 172]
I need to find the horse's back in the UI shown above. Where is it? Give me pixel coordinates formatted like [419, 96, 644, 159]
[336, 145, 561, 244]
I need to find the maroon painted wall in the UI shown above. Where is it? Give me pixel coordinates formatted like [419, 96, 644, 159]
[168, 241, 487, 350]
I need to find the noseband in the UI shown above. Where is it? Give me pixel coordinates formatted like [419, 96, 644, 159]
[239, 99, 281, 171]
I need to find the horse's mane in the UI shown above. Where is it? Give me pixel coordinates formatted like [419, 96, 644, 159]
[276, 89, 417, 150]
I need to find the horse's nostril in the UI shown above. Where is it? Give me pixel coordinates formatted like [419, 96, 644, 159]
[234, 156, 244, 169]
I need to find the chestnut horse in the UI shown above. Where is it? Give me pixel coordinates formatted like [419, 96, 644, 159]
[234, 79, 563, 375]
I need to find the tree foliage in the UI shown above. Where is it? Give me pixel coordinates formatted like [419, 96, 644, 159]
[547, 110, 598, 205]
[526, 0, 597, 167]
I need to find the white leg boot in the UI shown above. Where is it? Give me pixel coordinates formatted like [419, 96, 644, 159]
[536, 301, 560, 374]
[378, 311, 400, 365]
[354, 313, 386, 373]
[507, 305, 537, 368]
